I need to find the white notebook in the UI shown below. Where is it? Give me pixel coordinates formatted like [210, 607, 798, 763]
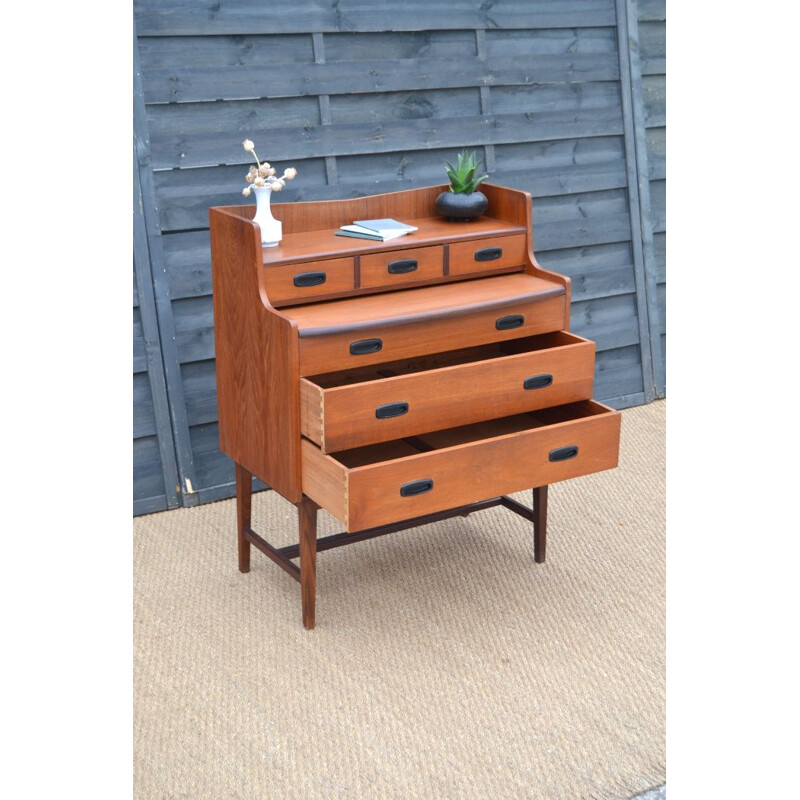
[338, 218, 418, 241]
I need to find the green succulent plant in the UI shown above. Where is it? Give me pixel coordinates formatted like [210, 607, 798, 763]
[444, 149, 489, 194]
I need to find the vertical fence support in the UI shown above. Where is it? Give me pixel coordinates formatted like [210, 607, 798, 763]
[312, 33, 339, 187]
[134, 148, 180, 513]
[134, 21, 200, 506]
[615, 0, 657, 403]
[623, 0, 666, 397]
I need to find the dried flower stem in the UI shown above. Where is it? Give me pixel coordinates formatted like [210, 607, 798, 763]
[241, 138, 297, 198]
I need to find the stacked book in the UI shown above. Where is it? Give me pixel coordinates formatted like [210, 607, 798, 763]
[335, 218, 418, 242]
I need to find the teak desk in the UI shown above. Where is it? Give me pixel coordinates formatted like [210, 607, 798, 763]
[209, 184, 620, 629]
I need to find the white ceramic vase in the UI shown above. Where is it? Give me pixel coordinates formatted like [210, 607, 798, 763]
[252, 186, 282, 247]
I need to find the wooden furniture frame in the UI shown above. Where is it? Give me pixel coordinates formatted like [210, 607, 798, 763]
[210, 184, 620, 629]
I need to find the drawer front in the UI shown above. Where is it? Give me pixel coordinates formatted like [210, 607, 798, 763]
[264, 257, 355, 305]
[301, 333, 595, 452]
[298, 294, 566, 375]
[449, 234, 527, 276]
[360, 245, 443, 289]
[301, 401, 621, 531]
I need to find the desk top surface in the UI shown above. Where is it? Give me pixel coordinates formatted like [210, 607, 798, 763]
[280, 273, 564, 337]
[262, 215, 526, 267]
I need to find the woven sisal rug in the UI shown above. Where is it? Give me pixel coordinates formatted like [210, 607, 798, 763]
[134, 400, 665, 799]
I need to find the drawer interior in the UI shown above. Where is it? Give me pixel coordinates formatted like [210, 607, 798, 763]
[305, 331, 586, 389]
[330, 400, 612, 468]
[301, 398, 619, 530]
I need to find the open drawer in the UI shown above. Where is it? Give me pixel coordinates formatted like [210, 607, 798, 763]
[300, 332, 595, 452]
[301, 400, 621, 531]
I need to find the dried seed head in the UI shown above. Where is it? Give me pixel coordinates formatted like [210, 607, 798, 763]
[283, 167, 297, 180]
[242, 187, 251, 197]
[242, 139, 255, 152]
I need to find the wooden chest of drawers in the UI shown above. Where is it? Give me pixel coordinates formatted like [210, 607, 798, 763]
[209, 183, 621, 629]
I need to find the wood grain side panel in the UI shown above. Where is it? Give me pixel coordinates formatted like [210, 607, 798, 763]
[449, 234, 527, 276]
[360, 245, 444, 289]
[266, 315, 302, 498]
[481, 184, 530, 228]
[301, 438, 348, 527]
[346, 405, 621, 531]
[480, 183, 572, 324]
[297, 295, 567, 375]
[319, 337, 595, 451]
[299, 378, 324, 447]
[265, 256, 355, 304]
[209, 207, 302, 501]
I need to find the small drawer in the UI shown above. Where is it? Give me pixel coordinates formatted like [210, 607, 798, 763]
[264, 257, 355, 305]
[300, 331, 595, 452]
[360, 245, 443, 289]
[297, 293, 566, 375]
[449, 234, 527, 276]
[301, 400, 621, 532]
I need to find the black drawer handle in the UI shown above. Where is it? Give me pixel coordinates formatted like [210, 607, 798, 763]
[475, 247, 502, 262]
[549, 446, 579, 462]
[349, 338, 383, 356]
[375, 402, 409, 419]
[293, 271, 326, 287]
[524, 374, 553, 390]
[495, 314, 524, 330]
[400, 479, 434, 497]
[387, 259, 418, 274]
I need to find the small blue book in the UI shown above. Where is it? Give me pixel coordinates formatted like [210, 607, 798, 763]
[338, 218, 418, 241]
[352, 218, 418, 234]
[335, 230, 387, 241]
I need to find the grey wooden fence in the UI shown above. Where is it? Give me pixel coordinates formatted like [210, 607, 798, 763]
[133, 0, 666, 515]
[636, 0, 666, 395]
[134, 64, 180, 516]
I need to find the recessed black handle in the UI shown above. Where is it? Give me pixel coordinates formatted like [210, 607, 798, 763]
[349, 338, 383, 356]
[387, 259, 418, 274]
[475, 247, 502, 262]
[549, 445, 579, 462]
[400, 478, 434, 497]
[375, 402, 409, 419]
[293, 271, 326, 287]
[495, 314, 524, 330]
[524, 374, 554, 390]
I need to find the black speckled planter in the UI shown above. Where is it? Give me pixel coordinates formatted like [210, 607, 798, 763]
[435, 190, 488, 222]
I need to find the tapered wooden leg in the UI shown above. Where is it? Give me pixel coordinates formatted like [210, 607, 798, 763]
[235, 463, 252, 573]
[299, 496, 319, 630]
[533, 485, 548, 563]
